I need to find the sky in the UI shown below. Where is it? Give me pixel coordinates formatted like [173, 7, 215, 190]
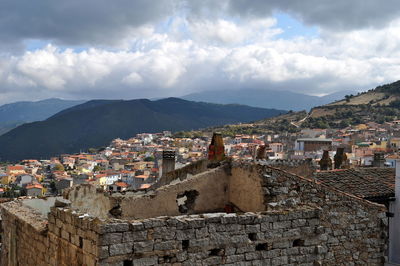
[0, 0, 400, 104]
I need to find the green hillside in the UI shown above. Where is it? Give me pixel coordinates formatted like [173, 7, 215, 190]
[0, 98, 285, 161]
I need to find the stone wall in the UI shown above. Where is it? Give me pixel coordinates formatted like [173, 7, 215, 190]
[66, 166, 231, 220]
[152, 159, 209, 189]
[234, 163, 388, 265]
[1, 200, 102, 266]
[260, 159, 316, 178]
[0, 161, 389, 265]
[1, 201, 49, 266]
[97, 208, 323, 265]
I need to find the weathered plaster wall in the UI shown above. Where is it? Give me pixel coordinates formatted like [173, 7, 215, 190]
[229, 167, 265, 212]
[119, 167, 230, 219]
[152, 159, 209, 189]
[65, 184, 111, 219]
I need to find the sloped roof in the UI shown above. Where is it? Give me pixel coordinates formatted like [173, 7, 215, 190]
[314, 168, 395, 199]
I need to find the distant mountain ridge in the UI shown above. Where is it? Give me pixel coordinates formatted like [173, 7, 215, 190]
[0, 98, 85, 135]
[182, 89, 356, 111]
[0, 98, 285, 161]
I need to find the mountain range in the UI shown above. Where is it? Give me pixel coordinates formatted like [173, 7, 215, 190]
[182, 89, 356, 111]
[0, 98, 85, 135]
[0, 98, 285, 161]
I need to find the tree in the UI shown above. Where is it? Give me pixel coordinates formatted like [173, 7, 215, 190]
[53, 164, 65, 171]
[93, 165, 104, 172]
[144, 156, 155, 162]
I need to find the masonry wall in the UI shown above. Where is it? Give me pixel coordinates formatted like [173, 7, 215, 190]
[66, 167, 231, 220]
[66, 184, 112, 219]
[97, 208, 324, 265]
[1, 201, 102, 266]
[152, 159, 209, 189]
[1, 202, 49, 266]
[234, 163, 388, 265]
[0, 162, 389, 265]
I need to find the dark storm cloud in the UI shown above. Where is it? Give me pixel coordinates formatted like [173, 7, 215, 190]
[0, 0, 173, 46]
[223, 0, 400, 31]
[1, 0, 399, 49]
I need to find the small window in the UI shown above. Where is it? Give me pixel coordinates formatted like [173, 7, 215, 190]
[293, 239, 305, 247]
[123, 260, 133, 266]
[248, 233, 257, 241]
[255, 243, 269, 251]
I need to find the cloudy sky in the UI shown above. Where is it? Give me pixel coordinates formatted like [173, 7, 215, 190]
[0, 0, 400, 104]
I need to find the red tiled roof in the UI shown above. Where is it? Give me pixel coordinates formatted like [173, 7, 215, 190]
[314, 167, 395, 199]
[8, 165, 24, 171]
[140, 184, 151, 189]
[26, 184, 43, 190]
[135, 175, 150, 179]
[114, 182, 129, 187]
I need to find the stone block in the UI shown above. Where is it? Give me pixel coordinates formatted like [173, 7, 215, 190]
[134, 241, 154, 253]
[131, 222, 145, 231]
[102, 232, 122, 245]
[176, 229, 195, 240]
[154, 240, 178, 251]
[109, 242, 133, 256]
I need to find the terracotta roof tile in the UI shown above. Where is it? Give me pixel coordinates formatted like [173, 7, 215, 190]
[314, 167, 395, 199]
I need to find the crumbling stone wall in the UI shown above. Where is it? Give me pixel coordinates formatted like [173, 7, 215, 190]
[66, 166, 231, 220]
[0, 162, 389, 265]
[228, 166, 265, 212]
[1, 201, 102, 266]
[96, 208, 323, 265]
[234, 163, 388, 265]
[152, 159, 208, 189]
[261, 159, 316, 178]
[118, 167, 230, 219]
[1, 201, 49, 266]
[66, 184, 111, 219]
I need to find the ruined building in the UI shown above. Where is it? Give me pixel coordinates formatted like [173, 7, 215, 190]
[0, 159, 389, 265]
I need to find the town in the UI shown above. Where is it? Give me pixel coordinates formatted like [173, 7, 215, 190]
[1, 118, 400, 198]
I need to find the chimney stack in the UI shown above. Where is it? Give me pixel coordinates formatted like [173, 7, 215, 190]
[319, 150, 332, 171]
[162, 150, 175, 177]
[334, 147, 348, 169]
[373, 152, 385, 168]
[208, 133, 225, 162]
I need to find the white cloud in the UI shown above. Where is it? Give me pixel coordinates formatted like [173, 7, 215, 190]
[1, 14, 400, 104]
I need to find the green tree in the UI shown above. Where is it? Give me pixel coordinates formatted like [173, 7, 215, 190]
[144, 156, 155, 162]
[53, 164, 65, 171]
